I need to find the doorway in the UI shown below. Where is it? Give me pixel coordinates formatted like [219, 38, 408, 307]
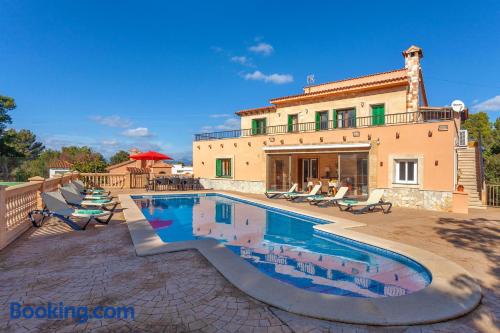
[300, 158, 318, 189]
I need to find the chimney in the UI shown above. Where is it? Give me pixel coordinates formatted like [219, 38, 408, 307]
[402, 45, 423, 112]
[129, 148, 140, 161]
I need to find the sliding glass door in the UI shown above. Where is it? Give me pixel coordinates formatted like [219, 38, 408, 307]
[338, 153, 369, 196]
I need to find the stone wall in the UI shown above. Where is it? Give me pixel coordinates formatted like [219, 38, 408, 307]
[383, 187, 452, 211]
[199, 178, 265, 194]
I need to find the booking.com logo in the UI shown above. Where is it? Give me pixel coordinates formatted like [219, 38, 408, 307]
[10, 302, 135, 323]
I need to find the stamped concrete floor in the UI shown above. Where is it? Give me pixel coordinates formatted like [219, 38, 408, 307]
[0, 191, 499, 333]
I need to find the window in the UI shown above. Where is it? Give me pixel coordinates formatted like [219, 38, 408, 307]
[335, 108, 356, 128]
[371, 104, 385, 125]
[215, 203, 232, 224]
[216, 158, 232, 178]
[251, 118, 266, 135]
[315, 111, 329, 130]
[394, 160, 418, 184]
[287, 114, 299, 132]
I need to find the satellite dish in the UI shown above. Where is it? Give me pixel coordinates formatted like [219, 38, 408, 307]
[451, 100, 465, 112]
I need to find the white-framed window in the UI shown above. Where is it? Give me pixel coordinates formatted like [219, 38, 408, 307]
[394, 159, 418, 184]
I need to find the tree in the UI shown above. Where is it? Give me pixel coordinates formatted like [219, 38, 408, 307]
[463, 112, 500, 183]
[0, 95, 16, 156]
[60, 146, 107, 173]
[0, 129, 44, 180]
[109, 150, 130, 165]
[15, 149, 60, 180]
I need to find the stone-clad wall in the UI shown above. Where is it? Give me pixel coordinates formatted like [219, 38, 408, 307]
[383, 188, 452, 211]
[199, 178, 265, 194]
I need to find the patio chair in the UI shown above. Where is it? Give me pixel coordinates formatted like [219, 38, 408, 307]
[285, 184, 322, 201]
[307, 186, 348, 206]
[60, 185, 118, 212]
[337, 189, 392, 214]
[265, 183, 298, 199]
[28, 191, 113, 230]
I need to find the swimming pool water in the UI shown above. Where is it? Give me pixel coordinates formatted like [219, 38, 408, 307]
[133, 194, 431, 298]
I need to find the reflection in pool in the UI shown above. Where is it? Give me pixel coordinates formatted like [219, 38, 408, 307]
[133, 194, 431, 298]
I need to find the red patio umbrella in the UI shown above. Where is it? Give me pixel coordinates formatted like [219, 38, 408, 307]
[129, 151, 173, 161]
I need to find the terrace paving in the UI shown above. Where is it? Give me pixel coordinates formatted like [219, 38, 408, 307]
[0, 189, 498, 332]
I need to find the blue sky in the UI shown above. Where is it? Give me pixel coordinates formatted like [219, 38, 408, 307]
[1, 0, 499, 161]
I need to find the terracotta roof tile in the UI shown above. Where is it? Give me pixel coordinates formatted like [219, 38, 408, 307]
[48, 160, 73, 169]
[235, 106, 276, 117]
[106, 160, 135, 171]
[270, 68, 408, 104]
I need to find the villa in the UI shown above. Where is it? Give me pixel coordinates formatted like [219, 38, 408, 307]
[193, 46, 483, 211]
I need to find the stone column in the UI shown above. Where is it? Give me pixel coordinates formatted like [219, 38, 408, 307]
[28, 176, 45, 210]
[368, 140, 379, 192]
[402, 46, 423, 113]
[0, 185, 7, 249]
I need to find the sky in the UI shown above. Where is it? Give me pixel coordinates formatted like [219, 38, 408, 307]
[1, 0, 499, 162]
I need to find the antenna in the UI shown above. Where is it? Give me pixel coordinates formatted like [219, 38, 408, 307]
[307, 74, 315, 85]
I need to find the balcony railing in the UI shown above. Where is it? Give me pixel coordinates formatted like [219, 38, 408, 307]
[194, 109, 454, 141]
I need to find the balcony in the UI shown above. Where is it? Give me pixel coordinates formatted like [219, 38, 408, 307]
[194, 109, 454, 141]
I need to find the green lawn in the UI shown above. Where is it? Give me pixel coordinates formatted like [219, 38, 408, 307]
[0, 182, 25, 187]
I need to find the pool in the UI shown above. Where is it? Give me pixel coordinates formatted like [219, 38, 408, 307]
[132, 194, 431, 298]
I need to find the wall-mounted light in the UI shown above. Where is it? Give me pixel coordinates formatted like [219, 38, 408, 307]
[234, 143, 237, 147]
[263, 141, 267, 145]
[280, 139, 284, 144]
[299, 138, 303, 143]
[435, 160, 439, 166]
[197, 145, 200, 150]
[269, 137, 275, 142]
[352, 131, 360, 137]
[368, 134, 372, 140]
[380, 161, 383, 167]
[376, 138, 381, 145]
[246, 161, 249, 165]
[428, 130, 433, 137]
[201, 161, 205, 165]
[220, 144, 223, 148]
[361, 102, 365, 107]
[396, 132, 400, 139]
[208, 144, 212, 149]
[319, 137, 324, 142]
[248, 142, 251, 146]
[343, 136, 347, 142]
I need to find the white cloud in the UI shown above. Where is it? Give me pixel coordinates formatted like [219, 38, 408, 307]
[472, 95, 500, 112]
[89, 115, 132, 128]
[101, 139, 119, 146]
[209, 113, 231, 118]
[243, 70, 293, 84]
[201, 118, 240, 132]
[248, 42, 274, 56]
[230, 56, 253, 67]
[122, 127, 152, 137]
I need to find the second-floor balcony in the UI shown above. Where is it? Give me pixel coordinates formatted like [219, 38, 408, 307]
[194, 109, 455, 141]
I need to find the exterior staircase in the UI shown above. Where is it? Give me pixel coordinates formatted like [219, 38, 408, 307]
[457, 147, 485, 209]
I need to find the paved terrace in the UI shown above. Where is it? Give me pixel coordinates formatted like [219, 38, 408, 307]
[0, 189, 498, 333]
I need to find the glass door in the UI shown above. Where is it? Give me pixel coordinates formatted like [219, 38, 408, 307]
[267, 155, 290, 191]
[338, 153, 369, 196]
[301, 158, 318, 190]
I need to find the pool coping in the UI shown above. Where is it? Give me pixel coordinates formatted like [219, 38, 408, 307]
[119, 191, 482, 326]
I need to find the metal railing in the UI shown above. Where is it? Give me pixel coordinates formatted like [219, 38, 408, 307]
[194, 109, 454, 141]
[486, 184, 500, 207]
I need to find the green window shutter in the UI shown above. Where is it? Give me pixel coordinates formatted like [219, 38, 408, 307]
[216, 159, 222, 177]
[262, 118, 267, 134]
[288, 115, 293, 132]
[228, 159, 232, 176]
[352, 109, 357, 128]
[315, 112, 320, 131]
[251, 119, 257, 135]
[332, 110, 337, 128]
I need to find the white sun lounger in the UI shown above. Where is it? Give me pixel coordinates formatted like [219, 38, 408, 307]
[265, 183, 298, 199]
[337, 189, 392, 214]
[285, 184, 322, 201]
[307, 186, 349, 206]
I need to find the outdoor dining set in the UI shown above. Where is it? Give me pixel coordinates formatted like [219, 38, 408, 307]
[146, 176, 203, 191]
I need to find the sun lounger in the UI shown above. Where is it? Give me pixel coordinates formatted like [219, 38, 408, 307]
[71, 179, 111, 196]
[307, 187, 349, 206]
[28, 191, 113, 230]
[60, 185, 118, 212]
[337, 189, 392, 214]
[285, 184, 322, 201]
[265, 183, 298, 199]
